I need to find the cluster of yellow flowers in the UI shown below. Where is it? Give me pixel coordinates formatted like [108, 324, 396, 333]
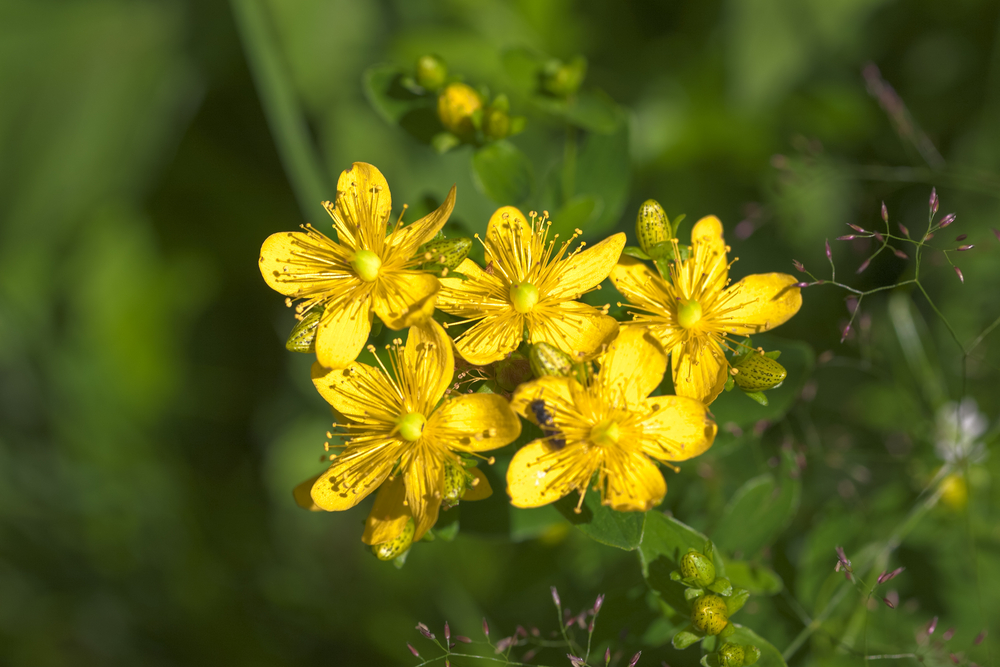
[259, 162, 801, 560]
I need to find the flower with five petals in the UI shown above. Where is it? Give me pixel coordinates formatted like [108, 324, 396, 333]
[436, 206, 625, 365]
[259, 162, 456, 369]
[309, 320, 521, 543]
[610, 216, 802, 405]
[506, 327, 717, 512]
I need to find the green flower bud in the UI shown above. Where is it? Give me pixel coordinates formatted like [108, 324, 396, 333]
[718, 643, 745, 667]
[529, 342, 574, 378]
[415, 54, 448, 91]
[483, 106, 511, 140]
[421, 237, 472, 270]
[496, 351, 532, 392]
[438, 82, 483, 138]
[442, 459, 468, 509]
[541, 55, 587, 98]
[372, 518, 415, 561]
[691, 594, 729, 636]
[636, 199, 669, 254]
[732, 352, 787, 392]
[743, 646, 761, 666]
[680, 549, 716, 587]
[286, 306, 324, 353]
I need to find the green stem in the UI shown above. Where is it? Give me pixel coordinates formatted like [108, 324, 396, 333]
[231, 0, 330, 226]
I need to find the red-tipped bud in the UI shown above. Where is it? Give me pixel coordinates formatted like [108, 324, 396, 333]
[835, 546, 851, 568]
[455, 635, 472, 644]
[629, 651, 643, 667]
[837, 235, 857, 241]
[927, 616, 939, 635]
[878, 566, 905, 584]
[930, 188, 939, 215]
[793, 259, 806, 272]
[939, 213, 956, 227]
[958, 245, 974, 251]
[408, 643, 420, 657]
[516, 625, 527, 639]
[950, 655, 959, 665]
[974, 630, 987, 645]
[825, 239, 833, 261]
[881, 201, 889, 222]
[899, 223, 910, 237]
[551, 586, 561, 607]
[606, 647, 612, 666]
[943, 628, 956, 641]
[495, 637, 514, 653]
[873, 231, 885, 243]
[793, 282, 810, 288]
[593, 594, 605, 615]
[993, 229, 1000, 242]
[483, 618, 490, 638]
[955, 267, 964, 283]
[856, 258, 871, 274]
[840, 323, 851, 343]
[445, 621, 450, 641]
[893, 248, 908, 260]
[955, 234, 967, 241]
[849, 223, 867, 233]
[883, 597, 895, 608]
[569, 655, 586, 667]
[417, 622, 435, 639]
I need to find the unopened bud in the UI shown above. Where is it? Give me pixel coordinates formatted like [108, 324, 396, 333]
[628, 651, 642, 667]
[825, 240, 833, 261]
[636, 199, 670, 254]
[955, 267, 964, 283]
[719, 643, 745, 667]
[992, 229, 1000, 242]
[958, 244, 974, 251]
[444, 621, 451, 641]
[837, 235, 857, 241]
[483, 618, 490, 638]
[974, 629, 987, 645]
[415, 54, 448, 91]
[421, 237, 472, 270]
[372, 518, 415, 561]
[286, 306, 325, 353]
[744, 645, 761, 665]
[893, 248, 908, 260]
[408, 643, 420, 657]
[416, 622, 435, 639]
[927, 616, 938, 635]
[793, 259, 805, 272]
[881, 201, 889, 222]
[877, 566, 905, 584]
[733, 353, 787, 392]
[939, 213, 956, 228]
[930, 188, 939, 215]
[899, 223, 909, 237]
[943, 628, 956, 641]
[438, 82, 483, 138]
[482, 106, 512, 140]
[551, 586, 561, 607]
[593, 594, 605, 615]
[605, 647, 611, 666]
[856, 257, 871, 274]
[956, 234, 967, 241]
[691, 594, 729, 635]
[441, 458, 470, 509]
[793, 282, 810, 288]
[882, 597, 895, 609]
[530, 342, 574, 378]
[680, 549, 716, 586]
[542, 55, 587, 98]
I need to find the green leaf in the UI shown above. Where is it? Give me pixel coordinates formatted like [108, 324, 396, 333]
[435, 506, 460, 541]
[532, 90, 621, 134]
[471, 140, 533, 204]
[554, 491, 644, 551]
[711, 451, 801, 559]
[363, 63, 430, 125]
[723, 559, 784, 595]
[553, 194, 600, 230]
[708, 335, 814, 429]
[623, 246, 651, 260]
[431, 131, 460, 154]
[639, 513, 725, 612]
[572, 116, 630, 234]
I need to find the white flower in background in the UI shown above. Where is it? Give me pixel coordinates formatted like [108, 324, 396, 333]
[934, 398, 989, 464]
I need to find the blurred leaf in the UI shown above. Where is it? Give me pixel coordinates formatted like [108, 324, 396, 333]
[362, 63, 429, 124]
[509, 505, 565, 542]
[639, 513, 725, 612]
[723, 559, 784, 595]
[712, 451, 801, 559]
[709, 335, 814, 429]
[471, 140, 533, 204]
[570, 116, 630, 235]
[553, 194, 600, 231]
[717, 625, 787, 667]
[554, 491, 644, 551]
[532, 90, 621, 134]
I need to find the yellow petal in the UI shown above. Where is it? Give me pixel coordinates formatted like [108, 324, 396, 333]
[602, 453, 666, 512]
[404, 319, 455, 407]
[386, 185, 457, 259]
[608, 255, 671, 308]
[531, 301, 619, 361]
[462, 467, 493, 501]
[436, 257, 508, 316]
[310, 449, 395, 511]
[506, 440, 583, 508]
[258, 231, 353, 297]
[596, 326, 667, 408]
[403, 446, 444, 540]
[510, 376, 575, 422]
[671, 336, 729, 405]
[639, 395, 717, 462]
[485, 205, 531, 249]
[716, 273, 802, 335]
[314, 294, 373, 369]
[452, 310, 524, 365]
[292, 473, 323, 511]
[689, 215, 728, 293]
[545, 232, 626, 300]
[372, 271, 440, 330]
[311, 361, 400, 423]
[362, 474, 411, 545]
[325, 162, 392, 250]
[427, 393, 522, 452]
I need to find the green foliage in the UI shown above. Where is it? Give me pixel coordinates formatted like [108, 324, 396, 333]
[554, 491, 645, 551]
[471, 139, 533, 204]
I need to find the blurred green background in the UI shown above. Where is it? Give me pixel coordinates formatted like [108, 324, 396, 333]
[2, 1, 1000, 665]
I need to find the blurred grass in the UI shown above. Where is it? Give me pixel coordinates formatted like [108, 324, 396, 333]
[1, 1, 999, 666]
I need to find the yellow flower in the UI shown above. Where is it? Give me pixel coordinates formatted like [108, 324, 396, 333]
[506, 327, 717, 512]
[308, 319, 521, 543]
[436, 206, 625, 365]
[610, 216, 802, 405]
[259, 162, 456, 369]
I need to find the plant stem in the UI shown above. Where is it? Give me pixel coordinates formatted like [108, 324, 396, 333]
[231, 0, 330, 226]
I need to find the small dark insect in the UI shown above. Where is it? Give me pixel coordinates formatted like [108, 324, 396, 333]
[528, 399, 565, 449]
[484, 260, 495, 275]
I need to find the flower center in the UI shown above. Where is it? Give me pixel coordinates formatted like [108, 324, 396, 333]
[351, 249, 382, 282]
[676, 298, 703, 329]
[396, 412, 426, 441]
[509, 282, 540, 313]
[590, 420, 620, 447]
